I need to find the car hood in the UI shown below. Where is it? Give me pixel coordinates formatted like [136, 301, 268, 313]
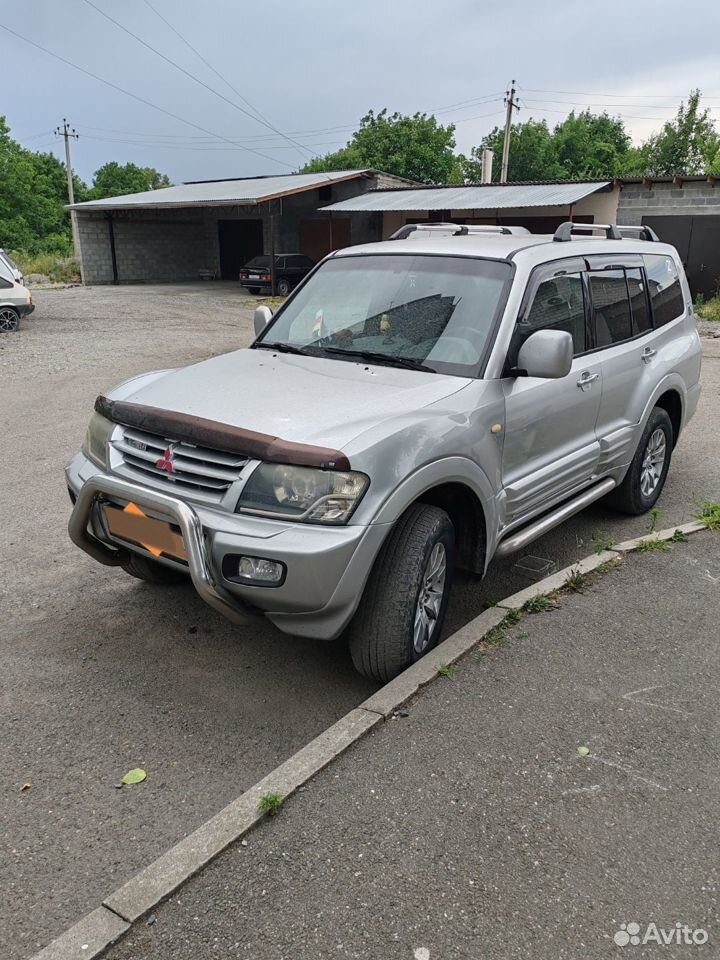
[116, 348, 472, 452]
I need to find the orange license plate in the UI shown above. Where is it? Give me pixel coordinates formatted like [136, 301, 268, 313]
[102, 502, 188, 562]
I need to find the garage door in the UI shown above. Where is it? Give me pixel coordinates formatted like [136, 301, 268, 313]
[643, 215, 720, 299]
[299, 219, 351, 262]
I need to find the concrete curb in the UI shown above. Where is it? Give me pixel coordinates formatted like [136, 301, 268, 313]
[30, 520, 710, 960]
[613, 520, 707, 552]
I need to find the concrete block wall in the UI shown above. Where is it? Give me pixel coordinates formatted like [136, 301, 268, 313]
[76, 172, 411, 284]
[617, 181, 720, 225]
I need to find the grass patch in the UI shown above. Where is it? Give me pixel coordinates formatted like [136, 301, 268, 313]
[437, 663, 457, 679]
[669, 528, 689, 543]
[12, 250, 80, 283]
[635, 537, 672, 553]
[524, 593, 557, 614]
[695, 295, 720, 323]
[256, 296, 286, 307]
[592, 531, 615, 553]
[504, 607, 521, 625]
[695, 501, 720, 530]
[258, 792, 284, 816]
[564, 567, 587, 592]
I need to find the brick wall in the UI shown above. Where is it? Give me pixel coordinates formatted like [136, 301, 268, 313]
[617, 181, 720, 225]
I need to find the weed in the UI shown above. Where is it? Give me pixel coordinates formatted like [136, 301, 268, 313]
[636, 537, 671, 553]
[258, 792, 284, 816]
[525, 593, 556, 614]
[594, 558, 624, 576]
[696, 501, 720, 530]
[437, 663, 457, 679]
[504, 608, 521, 624]
[564, 567, 587, 592]
[647, 506, 662, 533]
[695, 295, 720, 322]
[669, 528, 689, 543]
[592, 531, 615, 553]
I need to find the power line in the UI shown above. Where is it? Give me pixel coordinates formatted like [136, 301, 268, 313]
[140, 0, 312, 163]
[521, 85, 720, 101]
[0, 21, 294, 169]
[82, 0, 315, 161]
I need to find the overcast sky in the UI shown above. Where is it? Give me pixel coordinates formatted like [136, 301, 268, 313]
[3, 0, 719, 185]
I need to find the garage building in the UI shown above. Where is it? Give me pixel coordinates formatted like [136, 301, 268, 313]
[70, 169, 411, 285]
[321, 175, 720, 298]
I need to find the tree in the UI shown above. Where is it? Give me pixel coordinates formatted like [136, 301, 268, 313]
[552, 110, 630, 178]
[0, 116, 84, 253]
[460, 118, 563, 182]
[89, 161, 172, 199]
[639, 90, 720, 175]
[300, 109, 462, 183]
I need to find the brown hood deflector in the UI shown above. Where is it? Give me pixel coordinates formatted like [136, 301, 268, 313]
[95, 396, 351, 472]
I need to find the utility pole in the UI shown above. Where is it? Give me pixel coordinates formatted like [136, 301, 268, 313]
[55, 119, 81, 256]
[500, 81, 520, 183]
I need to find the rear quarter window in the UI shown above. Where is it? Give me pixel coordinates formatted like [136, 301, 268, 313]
[644, 254, 684, 327]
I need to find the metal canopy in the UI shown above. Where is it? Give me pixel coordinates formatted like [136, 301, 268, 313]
[320, 181, 610, 212]
[68, 170, 378, 211]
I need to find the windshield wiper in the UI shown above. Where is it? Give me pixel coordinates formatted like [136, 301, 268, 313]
[321, 346, 434, 373]
[254, 341, 311, 356]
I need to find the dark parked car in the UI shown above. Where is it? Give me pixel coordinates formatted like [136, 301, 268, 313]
[239, 254, 315, 296]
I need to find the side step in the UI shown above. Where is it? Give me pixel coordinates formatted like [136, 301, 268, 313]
[495, 478, 617, 558]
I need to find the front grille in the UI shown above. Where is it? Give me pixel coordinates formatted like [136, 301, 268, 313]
[112, 426, 250, 494]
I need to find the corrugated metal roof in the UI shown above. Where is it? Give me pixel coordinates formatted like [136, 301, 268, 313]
[69, 170, 377, 211]
[321, 181, 610, 212]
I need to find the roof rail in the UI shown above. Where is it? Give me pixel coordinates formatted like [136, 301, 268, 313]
[553, 222, 622, 242]
[390, 222, 531, 240]
[616, 224, 660, 242]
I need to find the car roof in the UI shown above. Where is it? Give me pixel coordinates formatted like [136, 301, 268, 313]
[331, 234, 680, 268]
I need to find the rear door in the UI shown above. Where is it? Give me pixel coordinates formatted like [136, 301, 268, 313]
[501, 259, 604, 525]
[587, 253, 685, 477]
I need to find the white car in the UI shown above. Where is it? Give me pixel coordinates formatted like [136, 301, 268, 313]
[0, 256, 33, 332]
[0, 248, 23, 284]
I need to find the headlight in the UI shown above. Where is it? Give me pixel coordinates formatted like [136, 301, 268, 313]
[82, 412, 114, 468]
[236, 463, 369, 524]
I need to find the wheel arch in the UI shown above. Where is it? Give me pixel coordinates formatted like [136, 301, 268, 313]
[654, 388, 683, 448]
[414, 482, 487, 576]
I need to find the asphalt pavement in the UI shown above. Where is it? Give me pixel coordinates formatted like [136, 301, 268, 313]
[1, 286, 718, 958]
[105, 531, 720, 960]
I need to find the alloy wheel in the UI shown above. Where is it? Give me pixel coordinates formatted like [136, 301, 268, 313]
[640, 427, 667, 497]
[0, 308, 18, 332]
[413, 541, 447, 654]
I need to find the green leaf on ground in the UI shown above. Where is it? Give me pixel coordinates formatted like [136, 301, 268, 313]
[121, 768, 147, 785]
[577, 746, 590, 757]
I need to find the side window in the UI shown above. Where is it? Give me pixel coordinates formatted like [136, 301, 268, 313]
[644, 254, 684, 327]
[626, 268, 652, 335]
[589, 271, 632, 347]
[514, 273, 587, 359]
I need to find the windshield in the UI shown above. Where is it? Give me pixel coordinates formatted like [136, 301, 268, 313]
[255, 254, 513, 377]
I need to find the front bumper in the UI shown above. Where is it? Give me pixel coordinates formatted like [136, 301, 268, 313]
[65, 451, 389, 640]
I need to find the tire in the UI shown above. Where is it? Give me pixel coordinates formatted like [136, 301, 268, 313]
[605, 407, 673, 515]
[347, 503, 454, 682]
[276, 278, 291, 296]
[0, 306, 20, 332]
[121, 552, 187, 585]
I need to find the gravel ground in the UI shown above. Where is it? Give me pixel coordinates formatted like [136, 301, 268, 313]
[1, 284, 718, 958]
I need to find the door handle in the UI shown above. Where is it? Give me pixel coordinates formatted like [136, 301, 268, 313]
[576, 371, 600, 391]
[642, 347, 658, 364]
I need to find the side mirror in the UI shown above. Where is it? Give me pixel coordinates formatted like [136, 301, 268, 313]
[516, 329, 573, 379]
[254, 305, 273, 337]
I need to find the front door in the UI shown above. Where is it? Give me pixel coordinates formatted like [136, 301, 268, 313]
[501, 263, 603, 527]
[218, 219, 264, 281]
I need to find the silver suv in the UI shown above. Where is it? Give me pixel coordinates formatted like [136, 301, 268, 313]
[66, 222, 702, 681]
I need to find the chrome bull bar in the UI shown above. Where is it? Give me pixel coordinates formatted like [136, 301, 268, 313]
[68, 475, 254, 625]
